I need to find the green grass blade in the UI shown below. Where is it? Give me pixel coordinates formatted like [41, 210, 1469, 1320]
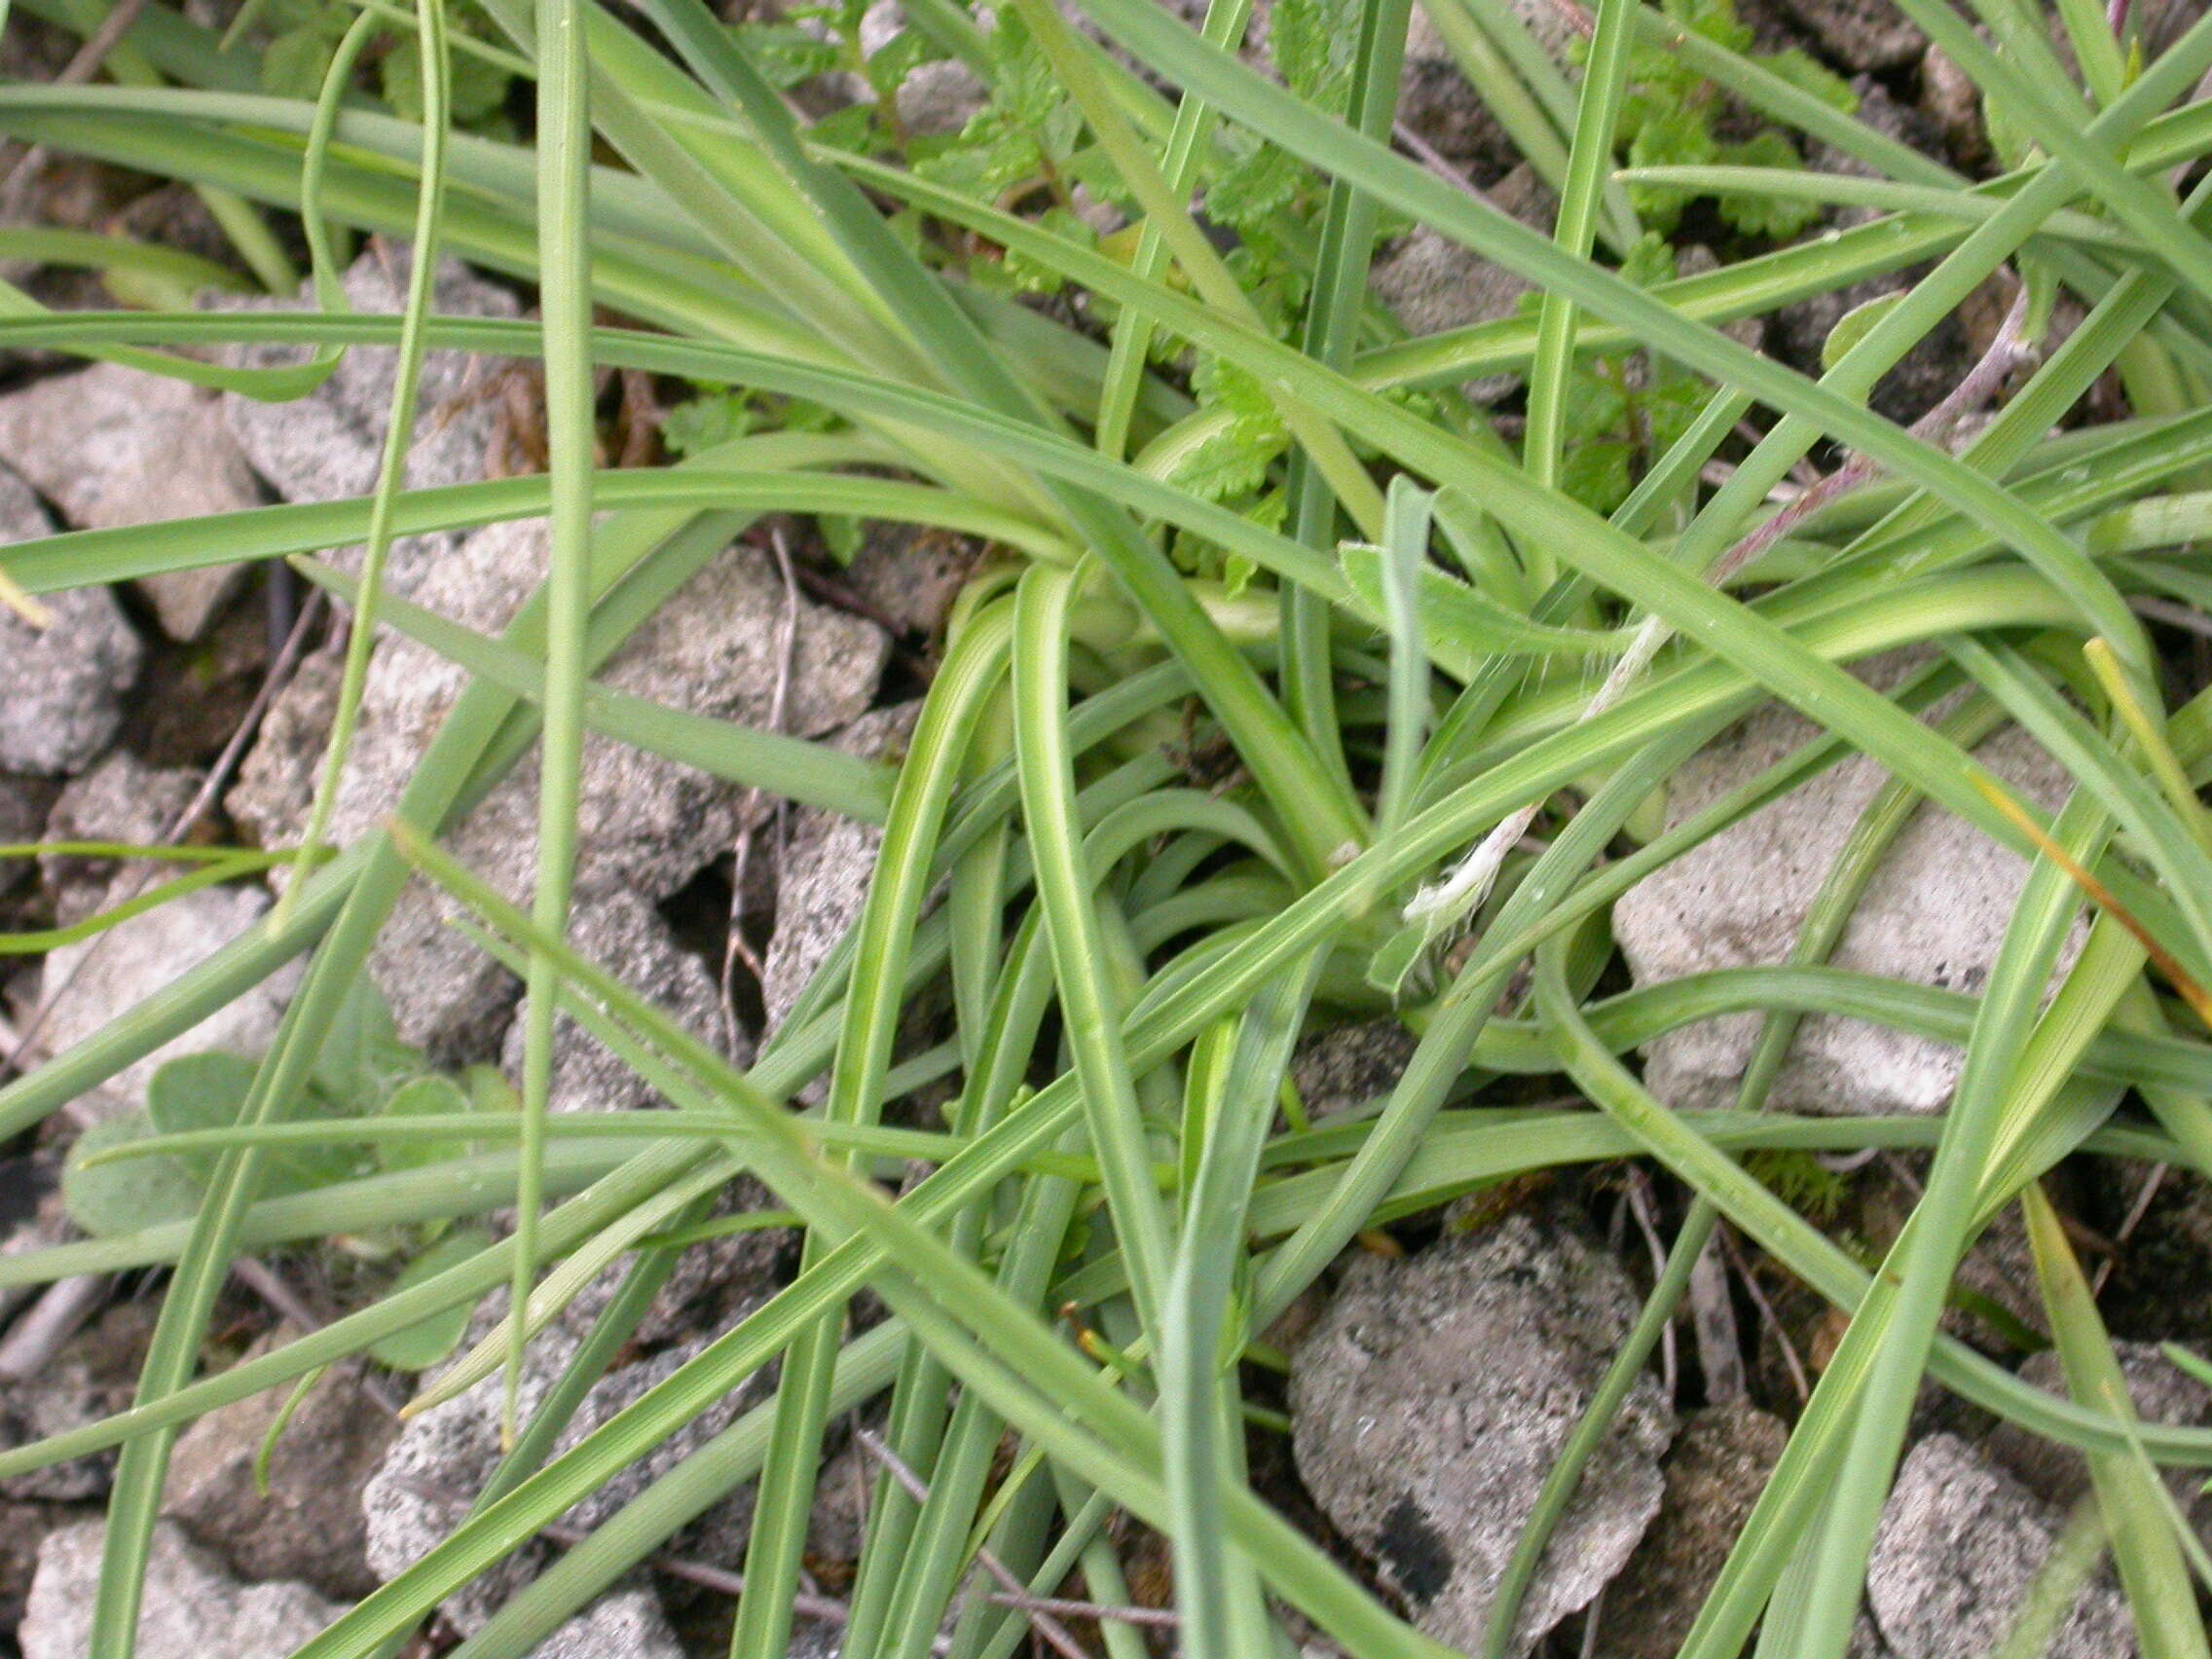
[277, 0, 452, 929]
[2025, 1183, 2212, 1659]
[504, 0, 598, 1446]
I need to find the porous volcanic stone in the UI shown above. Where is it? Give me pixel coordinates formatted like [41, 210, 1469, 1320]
[1868, 1434, 2132, 1659]
[0, 361, 261, 639]
[18, 1520, 344, 1659]
[1290, 1207, 1675, 1653]
[0, 463, 140, 776]
[1611, 653, 2081, 1116]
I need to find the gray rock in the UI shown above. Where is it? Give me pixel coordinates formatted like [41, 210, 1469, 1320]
[219, 248, 520, 600]
[0, 1300, 157, 1503]
[1918, 46, 1987, 169]
[496, 890, 785, 1342]
[0, 585, 143, 779]
[839, 522, 984, 641]
[896, 58, 990, 134]
[1500, 0, 1585, 62]
[1611, 654, 2082, 1116]
[0, 463, 141, 777]
[231, 518, 885, 1059]
[1370, 165, 1553, 401]
[164, 1328, 396, 1598]
[363, 1325, 774, 1634]
[1289, 1207, 1675, 1653]
[853, 12, 985, 139]
[1851, 1611, 1898, 1659]
[527, 1590, 687, 1659]
[33, 881, 301, 1126]
[1290, 1016, 1418, 1121]
[0, 772, 60, 898]
[1986, 1342, 2212, 1514]
[224, 645, 343, 852]
[1397, 2, 1513, 169]
[762, 702, 920, 1043]
[40, 751, 204, 926]
[499, 889, 749, 1116]
[18, 1519, 345, 1659]
[1370, 223, 1529, 339]
[0, 1497, 78, 1636]
[1594, 1403, 1787, 1659]
[0, 362, 261, 640]
[1868, 1434, 2132, 1659]
[1761, 0, 1924, 70]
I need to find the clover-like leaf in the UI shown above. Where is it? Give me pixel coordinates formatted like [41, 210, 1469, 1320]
[367, 1228, 497, 1371]
[62, 1112, 204, 1239]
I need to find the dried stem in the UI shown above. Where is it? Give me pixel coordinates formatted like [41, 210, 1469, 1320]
[2130, 596, 2212, 641]
[1722, 1225, 1810, 1403]
[855, 1429, 1092, 1659]
[2093, 1161, 2166, 1297]
[855, 1428, 1178, 1655]
[230, 1255, 406, 1415]
[0, 1272, 105, 1382]
[982, 1591, 1182, 1629]
[1, 0, 157, 213]
[719, 528, 800, 1054]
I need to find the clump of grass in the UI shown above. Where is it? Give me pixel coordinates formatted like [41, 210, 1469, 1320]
[7, 0, 2212, 1655]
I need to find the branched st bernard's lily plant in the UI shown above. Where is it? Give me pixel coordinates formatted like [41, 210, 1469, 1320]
[12, 0, 2212, 1654]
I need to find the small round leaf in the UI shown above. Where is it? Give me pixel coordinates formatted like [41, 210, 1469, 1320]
[368, 1228, 497, 1372]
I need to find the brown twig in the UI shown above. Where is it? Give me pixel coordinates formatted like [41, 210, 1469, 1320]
[230, 1254, 406, 1416]
[982, 1591, 1181, 1629]
[1734, 420, 1825, 489]
[0, 0, 158, 215]
[0, 1272, 105, 1381]
[531, 1517, 861, 1632]
[1722, 1226, 1810, 1404]
[2093, 1161, 2166, 1298]
[1688, 1231, 1747, 1403]
[1390, 121, 1497, 204]
[2130, 595, 2212, 642]
[719, 528, 801, 1053]
[1622, 1168, 1677, 1397]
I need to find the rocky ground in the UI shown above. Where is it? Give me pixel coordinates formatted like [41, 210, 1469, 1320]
[4, 0, 2212, 1655]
